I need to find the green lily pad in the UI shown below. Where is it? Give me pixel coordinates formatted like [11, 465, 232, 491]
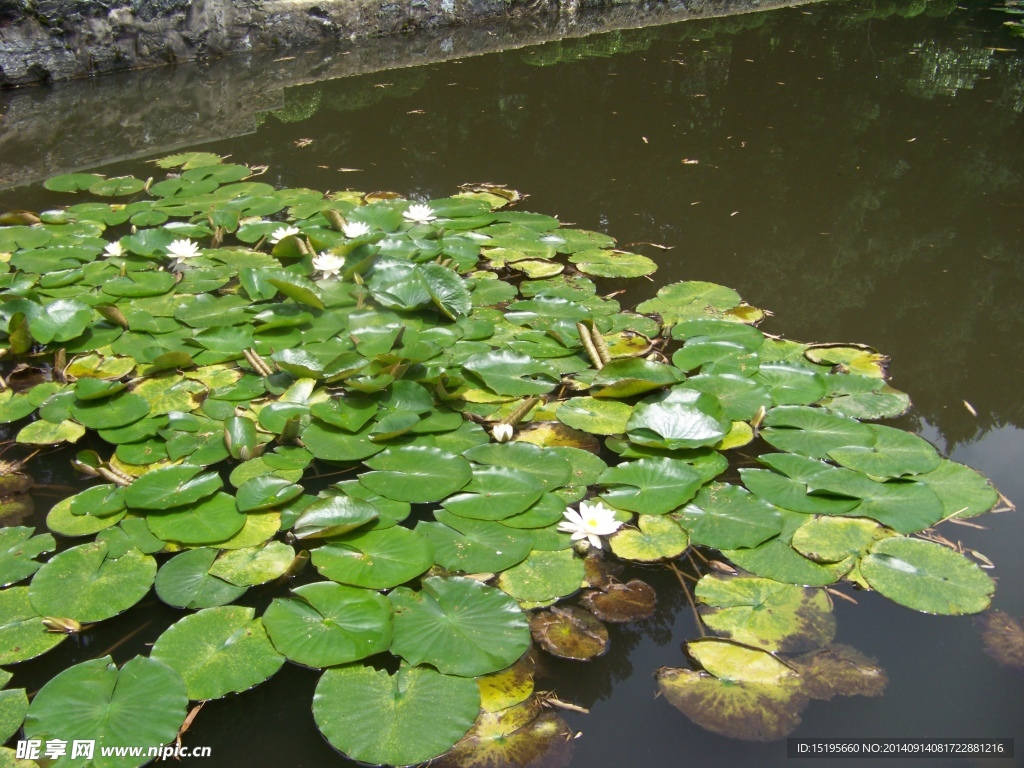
[263, 581, 393, 667]
[557, 396, 633, 435]
[24, 656, 187, 768]
[208, 541, 295, 586]
[672, 318, 765, 349]
[312, 526, 434, 589]
[609, 514, 689, 561]
[723, 539, 850, 587]
[791, 517, 891, 563]
[463, 441, 573, 490]
[913, 459, 999, 519]
[154, 548, 248, 609]
[28, 541, 155, 623]
[301, 420, 385, 462]
[530, 605, 609, 660]
[827, 425, 940, 478]
[859, 537, 995, 615]
[496, 549, 584, 603]
[28, 299, 93, 344]
[45, 495, 125, 537]
[416, 510, 534, 572]
[591, 358, 684, 398]
[761, 406, 876, 458]
[739, 468, 860, 515]
[292, 494, 379, 539]
[0, 687, 28, 745]
[695, 574, 836, 653]
[146, 491, 247, 544]
[569, 249, 657, 277]
[16, 418, 86, 445]
[0, 587, 67, 665]
[442, 465, 546, 520]
[681, 374, 773, 421]
[805, 468, 944, 534]
[70, 391, 151, 430]
[463, 350, 560, 396]
[636, 281, 742, 324]
[598, 457, 703, 515]
[150, 605, 285, 700]
[754, 363, 827, 405]
[359, 446, 473, 503]
[677, 483, 785, 550]
[0, 527, 56, 587]
[390, 576, 531, 676]
[626, 391, 730, 450]
[69, 483, 127, 518]
[234, 475, 304, 512]
[313, 662, 480, 766]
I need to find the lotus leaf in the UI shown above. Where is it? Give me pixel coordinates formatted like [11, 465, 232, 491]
[150, 606, 284, 700]
[24, 656, 187, 768]
[312, 526, 433, 589]
[28, 541, 155, 623]
[569, 248, 657, 277]
[154, 548, 247, 609]
[313, 662, 480, 766]
[263, 581, 393, 667]
[16, 418, 86, 445]
[859, 537, 995, 614]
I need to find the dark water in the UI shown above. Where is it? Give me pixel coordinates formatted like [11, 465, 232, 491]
[3, 0, 1024, 766]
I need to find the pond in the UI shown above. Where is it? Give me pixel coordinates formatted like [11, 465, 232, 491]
[1, 0, 1023, 766]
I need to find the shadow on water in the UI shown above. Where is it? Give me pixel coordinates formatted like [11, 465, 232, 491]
[2, 0, 1024, 765]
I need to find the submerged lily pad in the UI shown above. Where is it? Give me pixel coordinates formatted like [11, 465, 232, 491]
[580, 579, 656, 623]
[390, 576, 531, 676]
[434, 700, 574, 768]
[530, 605, 609, 660]
[976, 611, 1024, 674]
[313, 662, 480, 767]
[790, 644, 888, 700]
[695, 574, 836, 653]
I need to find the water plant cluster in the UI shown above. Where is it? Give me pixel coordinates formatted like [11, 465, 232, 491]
[0, 152, 1006, 766]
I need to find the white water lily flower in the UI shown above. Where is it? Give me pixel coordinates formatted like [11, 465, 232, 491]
[270, 225, 300, 243]
[558, 501, 623, 550]
[166, 238, 200, 265]
[491, 423, 514, 443]
[313, 252, 345, 280]
[103, 241, 124, 257]
[404, 203, 436, 223]
[342, 221, 371, 238]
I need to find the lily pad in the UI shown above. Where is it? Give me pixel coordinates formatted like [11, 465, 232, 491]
[636, 281, 741, 324]
[677, 483, 785, 550]
[69, 391, 151, 430]
[476, 656, 535, 712]
[28, 541, 155, 623]
[463, 350, 559, 396]
[738, 468, 859, 516]
[312, 526, 433, 589]
[263, 581, 393, 667]
[569, 249, 657, 277]
[791, 517, 891, 563]
[827, 424, 941, 478]
[208, 541, 296, 586]
[434, 700, 573, 768]
[760, 406, 875, 458]
[556, 396, 633, 435]
[609, 514, 689, 561]
[390, 576, 531, 676]
[24, 656, 187, 768]
[976, 611, 1024, 673]
[804, 468, 944, 534]
[580, 579, 657, 623]
[695, 574, 836, 653]
[150, 605, 285, 700]
[442, 465, 546, 520]
[463, 441, 573, 490]
[313, 662, 480, 766]
[359, 446, 472, 503]
[497, 549, 584, 603]
[790, 644, 888, 700]
[416, 510, 534, 572]
[291, 494, 379, 539]
[146, 491, 247, 544]
[914, 459, 999, 519]
[626, 392, 730, 450]
[0, 587, 67, 665]
[0, 527, 56, 587]
[154, 548, 248, 609]
[530, 605, 609, 660]
[0, 687, 28, 745]
[591, 358, 683, 398]
[123, 464, 222, 510]
[859, 537, 995, 615]
[598, 457, 703, 515]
